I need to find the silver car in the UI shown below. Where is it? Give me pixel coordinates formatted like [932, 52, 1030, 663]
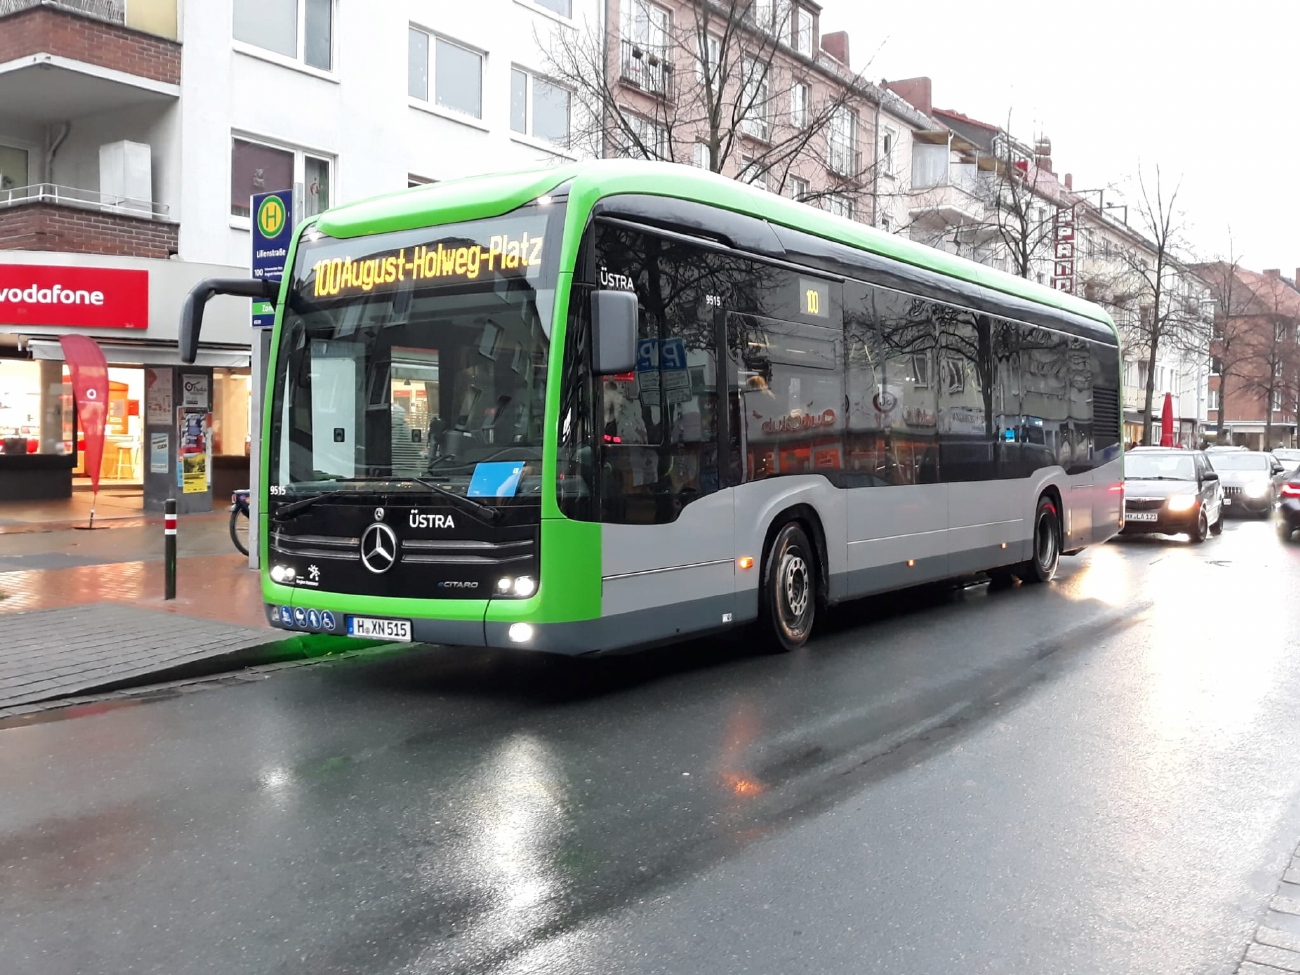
[1207, 451, 1289, 516]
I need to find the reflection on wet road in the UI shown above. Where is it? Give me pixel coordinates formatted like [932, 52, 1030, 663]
[5, 520, 1300, 974]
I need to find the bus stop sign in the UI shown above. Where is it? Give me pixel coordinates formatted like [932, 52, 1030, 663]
[251, 189, 293, 327]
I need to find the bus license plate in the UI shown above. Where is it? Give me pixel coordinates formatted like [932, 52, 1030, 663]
[1126, 512, 1158, 522]
[347, 616, 412, 641]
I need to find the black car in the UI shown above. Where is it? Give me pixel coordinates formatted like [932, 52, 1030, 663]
[1120, 447, 1223, 542]
[1277, 478, 1300, 541]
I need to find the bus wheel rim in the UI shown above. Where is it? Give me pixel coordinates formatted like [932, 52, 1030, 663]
[781, 551, 810, 625]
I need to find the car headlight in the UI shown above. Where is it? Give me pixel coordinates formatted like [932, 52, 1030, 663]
[1244, 482, 1270, 498]
[1165, 494, 1198, 512]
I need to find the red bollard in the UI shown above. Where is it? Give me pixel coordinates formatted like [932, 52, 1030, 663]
[164, 498, 177, 600]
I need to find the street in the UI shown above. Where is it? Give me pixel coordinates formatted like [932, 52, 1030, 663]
[4, 518, 1300, 975]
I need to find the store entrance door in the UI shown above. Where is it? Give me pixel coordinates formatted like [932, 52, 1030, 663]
[72, 366, 145, 491]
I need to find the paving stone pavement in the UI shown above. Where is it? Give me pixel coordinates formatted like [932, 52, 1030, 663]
[1236, 841, 1300, 973]
[0, 604, 272, 709]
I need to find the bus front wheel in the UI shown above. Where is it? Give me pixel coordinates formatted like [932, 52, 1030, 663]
[761, 522, 817, 652]
[1019, 495, 1061, 585]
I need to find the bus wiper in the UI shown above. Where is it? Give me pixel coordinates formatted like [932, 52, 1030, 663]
[271, 494, 333, 522]
[337, 476, 501, 523]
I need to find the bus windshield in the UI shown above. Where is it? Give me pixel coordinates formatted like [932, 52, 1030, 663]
[269, 207, 561, 499]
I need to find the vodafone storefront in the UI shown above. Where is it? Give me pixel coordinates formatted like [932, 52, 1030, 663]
[0, 253, 251, 507]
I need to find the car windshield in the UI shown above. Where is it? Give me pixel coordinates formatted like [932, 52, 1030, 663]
[1207, 453, 1270, 472]
[1124, 453, 1196, 480]
[1273, 449, 1300, 464]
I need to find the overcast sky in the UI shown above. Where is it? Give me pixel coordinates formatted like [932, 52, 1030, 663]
[837, 1, 1297, 273]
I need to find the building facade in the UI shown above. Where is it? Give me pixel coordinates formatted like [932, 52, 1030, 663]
[0, 0, 593, 503]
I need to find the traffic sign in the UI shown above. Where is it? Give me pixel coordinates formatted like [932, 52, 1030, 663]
[251, 189, 294, 327]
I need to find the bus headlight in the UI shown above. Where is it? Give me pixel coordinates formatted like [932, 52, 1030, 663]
[513, 576, 536, 597]
[1165, 495, 1197, 512]
[270, 564, 295, 583]
[508, 623, 534, 643]
[497, 577, 513, 593]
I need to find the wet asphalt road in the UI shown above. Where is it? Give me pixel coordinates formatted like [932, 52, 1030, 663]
[5, 518, 1300, 975]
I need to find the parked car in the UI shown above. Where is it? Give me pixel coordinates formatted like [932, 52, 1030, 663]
[1205, 445, 1248, 452]
[1206, 450, 1288, 516]
[1278, 477, 1300, 541]
[1120, 447, 1223, 542]
[1272, 448, 1300, 474]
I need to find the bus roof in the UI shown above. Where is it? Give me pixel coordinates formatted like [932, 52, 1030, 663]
[314, 159, 1115, 330]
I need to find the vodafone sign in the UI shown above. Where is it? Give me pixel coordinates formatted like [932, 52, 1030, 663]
[0, 264, 149, 329]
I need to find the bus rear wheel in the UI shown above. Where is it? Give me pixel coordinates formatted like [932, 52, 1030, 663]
[1018, 496, 1060, 585]
[761, 522, 817, 652]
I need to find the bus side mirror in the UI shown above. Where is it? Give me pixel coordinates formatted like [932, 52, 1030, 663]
[180, 278, 280, 363]
[591, 291, 638, 376]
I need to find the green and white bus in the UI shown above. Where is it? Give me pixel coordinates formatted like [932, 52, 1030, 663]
[181, 160, 1123, 654]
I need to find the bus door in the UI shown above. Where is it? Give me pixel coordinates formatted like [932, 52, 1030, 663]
[597, 310, 737, 635]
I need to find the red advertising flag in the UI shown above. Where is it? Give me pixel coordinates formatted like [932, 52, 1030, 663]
[58, 335, 110, 495]
[1160, 392, 1175, 447]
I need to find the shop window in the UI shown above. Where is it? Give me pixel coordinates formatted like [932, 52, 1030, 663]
[0, 361, 71, 457]
[213, 369, 252, 456]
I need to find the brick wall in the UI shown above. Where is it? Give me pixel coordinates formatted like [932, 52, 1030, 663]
[0, 204, 178, 259]
[0, 6, 180, 86]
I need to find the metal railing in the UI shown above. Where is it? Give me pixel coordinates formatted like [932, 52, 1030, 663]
[0, 0, 125, 22]
[619, 38, 674, 98]
[0, 183, 170, 219]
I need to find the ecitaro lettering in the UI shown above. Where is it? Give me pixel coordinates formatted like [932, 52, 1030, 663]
[0, 284, 106, 306]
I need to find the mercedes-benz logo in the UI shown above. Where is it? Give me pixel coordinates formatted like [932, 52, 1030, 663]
[374, 507, 385, 521]
[360, 522, 398, 574]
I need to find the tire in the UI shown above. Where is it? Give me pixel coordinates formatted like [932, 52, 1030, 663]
[1210, 509, 1224, 536]
[1018, 495, 1060, 585]
[760, 522, 817, 652]
[229, 506, 249, 556]
[1189, 506, 1208, 544]
[1279, 521, 1294, 543]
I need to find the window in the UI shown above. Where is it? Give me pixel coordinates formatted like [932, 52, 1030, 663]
[787, 176, 808, 201]
[828, 107, 857, 175]
[826, 194, 853, 220]
[790, 82, 810, 129]
[230, 137, 331, 218]
[693, 142, 710, 170]
[751, 0, 790, 35]
[531, 0, 571, 16]
[740, 157, 767, 191]
[620, 114, 668, 159]
[1273, 389, 1283, 412]
[0, 144, 29, 191]
[409, 30, 483, 119]
[880, 129, 895, 176]
[740, 60, 769, 140]
[791, 5, 813, 55]
[511, 68, 571, 147]
[621, 1, 671, 94]
[695, 31, 720, 83]
[1208, 388, 1219, 411]
[880, 213, 892, 232]
[233, 0, 332, 71]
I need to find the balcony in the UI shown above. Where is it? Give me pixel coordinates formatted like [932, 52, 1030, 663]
[619, 38, 674, 99]
[0, 183, 177, 259]
[0, 0, 180, 122]
[907, 179, 986, 231]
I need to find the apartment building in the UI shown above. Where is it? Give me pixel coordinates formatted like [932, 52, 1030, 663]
[608, 0, 919, 223]
[1197, 264, 1300, 450]
[0, 0, 593, 504]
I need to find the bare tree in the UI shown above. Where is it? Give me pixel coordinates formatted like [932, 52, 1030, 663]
[1194, 245, 1258, 445]
[1110, 168, 1208, 444]
[972, 126, 1056, 279]
[546, 0, 879, 209]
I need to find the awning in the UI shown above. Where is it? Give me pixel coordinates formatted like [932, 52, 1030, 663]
[24, 338, 249, 368]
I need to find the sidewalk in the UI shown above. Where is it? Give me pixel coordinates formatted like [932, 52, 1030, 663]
[0, 489, 150, 534]
[0, 498, 342, 713]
